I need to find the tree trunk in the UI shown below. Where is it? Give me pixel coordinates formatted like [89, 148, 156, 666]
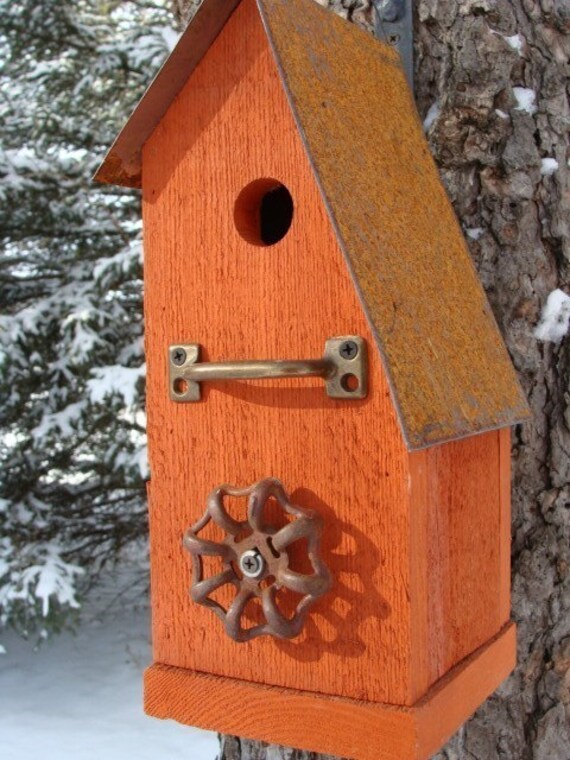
[171, 1, 570, 758]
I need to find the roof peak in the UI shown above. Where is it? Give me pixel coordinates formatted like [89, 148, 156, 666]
[96, 0, 530, 448]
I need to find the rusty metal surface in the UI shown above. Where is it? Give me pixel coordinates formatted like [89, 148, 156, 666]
[183, 478, 332, 642]
[257, 0, 530, 449]
[94, 0, 240, 186]
[96, 0, 530, 449]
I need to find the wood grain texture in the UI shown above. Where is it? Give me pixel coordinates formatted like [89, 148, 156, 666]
[426, 431, 506, 682]
[408, 429, 510, 696]
[498, 428, 512, 623]
[143, 0, 414, 706]
[141, 0, 513, 713]
[144, 623, 516, 760]
[414, 622, 516, 759]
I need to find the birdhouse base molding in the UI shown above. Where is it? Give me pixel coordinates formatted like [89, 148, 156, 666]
[144, 623, 516, 760]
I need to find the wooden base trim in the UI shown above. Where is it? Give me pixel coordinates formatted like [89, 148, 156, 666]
[144, 623, 516, 760]
[414, 622, 515, 758]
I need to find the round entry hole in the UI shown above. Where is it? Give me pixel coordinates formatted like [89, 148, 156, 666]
[234, 179, 294, 246]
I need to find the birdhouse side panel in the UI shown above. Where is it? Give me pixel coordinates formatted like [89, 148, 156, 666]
[141, 0, 419, 706]
[408, 428, 512, 697]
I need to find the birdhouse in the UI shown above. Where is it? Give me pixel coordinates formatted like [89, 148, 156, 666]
[96, 0, 530, 758]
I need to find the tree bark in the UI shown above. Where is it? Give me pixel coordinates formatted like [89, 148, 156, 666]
[171, 1, 570, 758]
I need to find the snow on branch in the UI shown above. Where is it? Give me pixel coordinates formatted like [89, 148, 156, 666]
[87, 364, 146, 407]
[0, 542, 84, 620]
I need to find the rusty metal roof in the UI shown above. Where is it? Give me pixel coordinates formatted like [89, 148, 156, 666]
[96, 0, 530, 449]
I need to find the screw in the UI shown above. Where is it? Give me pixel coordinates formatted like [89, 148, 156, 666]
[239, 549, 265, 579]
[339, 340, 359, 360]
[388, 33, 401, 45]
[171, 347, 187, 366]
[374, 0, 401, 23]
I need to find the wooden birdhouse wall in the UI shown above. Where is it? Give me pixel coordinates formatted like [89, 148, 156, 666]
[410, 429, 512, 692]
[142, 0, 413, 706]
[141, 0, 512, 714]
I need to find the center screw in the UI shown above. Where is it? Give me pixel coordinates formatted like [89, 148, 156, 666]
[239, 549, 265, 579]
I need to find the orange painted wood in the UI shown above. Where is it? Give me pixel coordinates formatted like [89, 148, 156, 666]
[97, 0, 532, 454]
[408, 448, 431, 698]
[145, 623, 516, 760]
[142, 0, 415, 706]
[425, 431, 505, 683]
[408, 430, 507, 695]
[414, 622, 516, 758]
[499, 428, 512, 622]
[141, 0, 512, 719]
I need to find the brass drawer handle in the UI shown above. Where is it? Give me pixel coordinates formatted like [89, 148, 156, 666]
[169, 336, 367, 401]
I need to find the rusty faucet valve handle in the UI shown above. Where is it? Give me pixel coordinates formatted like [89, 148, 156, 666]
[183, 478, 332, 642]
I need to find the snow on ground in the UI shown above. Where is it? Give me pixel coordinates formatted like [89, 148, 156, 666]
[0, 572, 219, 760]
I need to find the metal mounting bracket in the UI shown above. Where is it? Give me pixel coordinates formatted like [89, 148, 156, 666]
[373, 0, 414, 91]
[168, 337, 368, 402]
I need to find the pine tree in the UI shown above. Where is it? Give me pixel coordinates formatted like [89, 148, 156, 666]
[0, 0, 176, 640]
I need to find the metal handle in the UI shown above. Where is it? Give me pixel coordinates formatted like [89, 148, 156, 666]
[169, 336, 368, 401]
[183, 358, 331, 382]
[183, 478, 332, 642]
